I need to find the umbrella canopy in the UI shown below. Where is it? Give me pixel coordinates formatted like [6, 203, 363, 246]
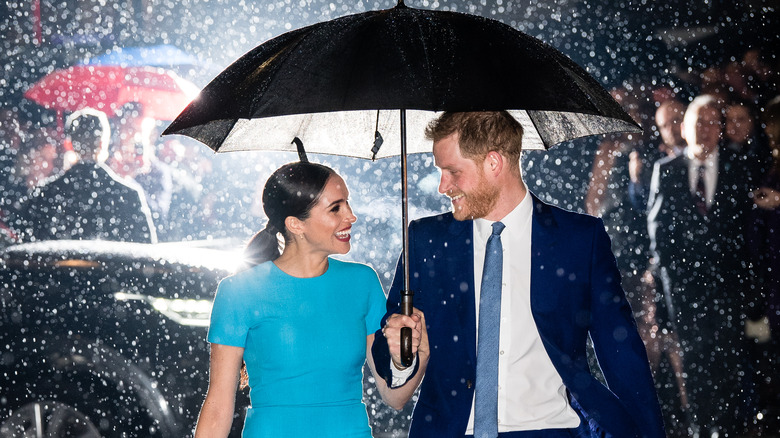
[24, 65, 200, 120]
[77, 44, 202, 68]
[163, 2, 639, 156]
[162, 1, 641, 366]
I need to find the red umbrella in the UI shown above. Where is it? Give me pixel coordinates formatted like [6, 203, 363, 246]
[24, 65, 200, 122]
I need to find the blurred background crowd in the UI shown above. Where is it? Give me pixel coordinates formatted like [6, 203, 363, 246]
[1, 0, 779, 436]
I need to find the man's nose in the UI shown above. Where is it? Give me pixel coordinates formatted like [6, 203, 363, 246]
[438, 175, 450, 194]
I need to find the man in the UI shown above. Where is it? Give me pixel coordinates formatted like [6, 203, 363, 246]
[20, 108, 156, 243]
[623, 99, 687, 212]
[372, 112, 664, 438]
[654, 99, 687, 159]
[647, 95, 755, 436]
[724, 101, 771, 183]
[586, 95, 690, 434]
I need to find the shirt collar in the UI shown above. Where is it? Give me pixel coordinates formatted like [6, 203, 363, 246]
[686, 146, 719, 168]
[474, 191, 532, 239]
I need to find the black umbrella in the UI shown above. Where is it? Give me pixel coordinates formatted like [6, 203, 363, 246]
[163, 0, 640, 365]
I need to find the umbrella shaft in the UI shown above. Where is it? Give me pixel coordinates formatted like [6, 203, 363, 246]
[400, 109, 410, 296]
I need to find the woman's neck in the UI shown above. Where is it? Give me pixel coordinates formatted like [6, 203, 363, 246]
[273, 245, 329, 278]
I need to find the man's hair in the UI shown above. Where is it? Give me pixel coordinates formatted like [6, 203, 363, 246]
[66, 108, 110, 160]
[682, 94, 722, 140]
[424, 111, 524, 170]
[656, 99, 685, 120]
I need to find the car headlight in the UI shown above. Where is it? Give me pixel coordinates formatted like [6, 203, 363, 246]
[114, 292, 212, 327]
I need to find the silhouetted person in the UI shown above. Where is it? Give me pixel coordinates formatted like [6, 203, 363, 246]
[20, 108, 156, 243]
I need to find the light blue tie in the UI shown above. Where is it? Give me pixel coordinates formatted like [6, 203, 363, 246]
[474, 221, 505, 438]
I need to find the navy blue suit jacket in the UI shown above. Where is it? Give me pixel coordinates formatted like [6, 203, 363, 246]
[372, 194, 664, 438]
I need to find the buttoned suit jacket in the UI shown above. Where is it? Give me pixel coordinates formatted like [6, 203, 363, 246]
[372, 194, 664, 438]
[647, 149, 754, 298]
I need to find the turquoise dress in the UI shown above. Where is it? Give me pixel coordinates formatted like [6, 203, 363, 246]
[207, 258, 386, 437]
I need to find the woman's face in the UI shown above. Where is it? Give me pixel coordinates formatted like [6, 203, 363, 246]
[298, 174, 357, 257]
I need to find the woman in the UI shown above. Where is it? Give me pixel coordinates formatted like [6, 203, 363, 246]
[194, 161, 427, 437]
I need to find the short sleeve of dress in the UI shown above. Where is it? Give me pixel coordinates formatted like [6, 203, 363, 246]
[364, 267, 387, 334]
[207, 277, 250, 348]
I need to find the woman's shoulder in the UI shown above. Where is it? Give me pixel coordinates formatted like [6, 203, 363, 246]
[328, 258, 379, 278]
[220, 261, 276, 288]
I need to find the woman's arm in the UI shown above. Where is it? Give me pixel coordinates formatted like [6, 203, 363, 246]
[365, 310, 429, 410]
[194, 343, 245, 438]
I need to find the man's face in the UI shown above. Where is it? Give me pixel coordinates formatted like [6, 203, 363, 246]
[685, 105, 722, 154]
[656, 103, 684, 147]
[433, 133, 499, 221]
[725, 105, 753, 144]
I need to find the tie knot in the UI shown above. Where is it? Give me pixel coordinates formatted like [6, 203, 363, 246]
[491, 221, 505, 236]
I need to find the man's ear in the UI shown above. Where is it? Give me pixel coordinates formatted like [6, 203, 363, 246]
[284, 216, 304, 236]
[484, 151, 504, 177]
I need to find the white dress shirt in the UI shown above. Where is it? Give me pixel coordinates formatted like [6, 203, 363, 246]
[686, 147, 719, 207]
[466, 192, 580, 433]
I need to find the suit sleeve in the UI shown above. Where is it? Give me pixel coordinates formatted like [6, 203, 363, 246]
[588, 220, 665, 438]
[371, 222, 420, 387]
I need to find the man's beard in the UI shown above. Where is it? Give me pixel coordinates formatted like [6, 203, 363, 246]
[450, 171, 500, 221]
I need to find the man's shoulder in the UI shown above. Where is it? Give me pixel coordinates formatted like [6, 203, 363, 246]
[649, 154, 688, 186]
[91, 164, 147, 197]
[536, 198, 602, 230]
[409, 211, 469, 234]
[411, 211, 456, 227]
[654, 153, 686, 170]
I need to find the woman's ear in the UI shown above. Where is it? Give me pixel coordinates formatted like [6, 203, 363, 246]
[284, 216, 305, 236]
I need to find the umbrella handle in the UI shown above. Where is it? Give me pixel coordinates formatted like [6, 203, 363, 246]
[400, 289, 414, 367]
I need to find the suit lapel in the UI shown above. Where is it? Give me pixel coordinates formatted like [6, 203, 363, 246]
[529, 195, 560, 316]
[444, 218, 478, 366]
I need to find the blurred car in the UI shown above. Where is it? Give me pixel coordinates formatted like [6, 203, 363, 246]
[0, 240, 248, 437]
